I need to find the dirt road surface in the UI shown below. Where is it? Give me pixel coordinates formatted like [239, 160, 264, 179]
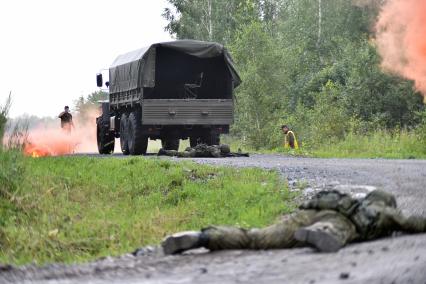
[2, 155, 426, 284]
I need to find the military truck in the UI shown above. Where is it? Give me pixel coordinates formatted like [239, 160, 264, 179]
[96, 40, 241, 155]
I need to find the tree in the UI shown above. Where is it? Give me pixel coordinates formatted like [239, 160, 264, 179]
[0, 92, 12, 147]
[162, 0, 425, 149]
[74, 91, 108, 122]
[163, 0, 275, 44]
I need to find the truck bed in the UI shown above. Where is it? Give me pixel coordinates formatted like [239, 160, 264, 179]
[141, 99, 233, 125]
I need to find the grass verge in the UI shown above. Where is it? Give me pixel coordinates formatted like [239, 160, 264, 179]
[0, 152, 293, 265]
[310, 130, 426, 159]
[224, 129, 426, 159]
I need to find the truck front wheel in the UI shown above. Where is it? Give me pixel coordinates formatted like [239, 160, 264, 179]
[120, 113, 130, 155]
[128, 111, 148, 155]
[97, 119, 115, 154]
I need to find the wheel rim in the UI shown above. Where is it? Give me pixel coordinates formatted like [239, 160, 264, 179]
[97, 125, 102, 152]
[120, 115, 129, 153]
[128, 121, 134, 151]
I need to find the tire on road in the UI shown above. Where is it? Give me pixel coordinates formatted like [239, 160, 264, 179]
[120, 113, 130, 155]
[128, 111, 148, 155]
[161, 137, 180, 151]
[97, 119, 115, 155]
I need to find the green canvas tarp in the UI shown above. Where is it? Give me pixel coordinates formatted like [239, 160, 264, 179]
[109, 40, 241, 95]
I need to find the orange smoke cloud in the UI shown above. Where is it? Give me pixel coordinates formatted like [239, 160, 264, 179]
[24, 108, 101, 157]
[376, 0, 426, 96]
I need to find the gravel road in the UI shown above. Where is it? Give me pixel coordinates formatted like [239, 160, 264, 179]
[2, 155, 426, 284]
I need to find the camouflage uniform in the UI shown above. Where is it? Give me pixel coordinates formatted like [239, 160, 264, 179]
[158, 144, 248, 158]
[162, 190, 426, 254]
[202, 190, 426, 252]
[203, 209, 356, 251]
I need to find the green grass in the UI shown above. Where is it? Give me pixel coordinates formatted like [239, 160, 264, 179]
[310, 130, 426, 159]
[223, 130, 426, 159]
[0, 151, 293, 265]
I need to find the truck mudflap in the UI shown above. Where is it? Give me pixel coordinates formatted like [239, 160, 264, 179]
[141, 99, 234, 125]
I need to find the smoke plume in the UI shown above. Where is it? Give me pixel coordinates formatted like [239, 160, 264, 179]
[376, 0, 426, 96]
[24, 108, 100, 157]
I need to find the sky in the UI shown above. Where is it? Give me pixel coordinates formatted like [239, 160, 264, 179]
[0, 0, 172, 118]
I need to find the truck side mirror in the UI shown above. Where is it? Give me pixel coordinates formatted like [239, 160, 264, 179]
[96, 73, 103, 87]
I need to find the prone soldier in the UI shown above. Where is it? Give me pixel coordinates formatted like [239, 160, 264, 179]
[158, 144, 249, 158]
[161, 190, 426, 254]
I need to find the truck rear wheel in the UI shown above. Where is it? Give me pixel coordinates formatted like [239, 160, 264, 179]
[128, 111, 148, 155]
[120, 113, 130, 155]
[97, 119, 115, 154]
[161, 137, 180, 151]
[210, 132, 220, 146]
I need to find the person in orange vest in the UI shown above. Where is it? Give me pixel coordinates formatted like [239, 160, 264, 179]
[281, 125, 299, 149]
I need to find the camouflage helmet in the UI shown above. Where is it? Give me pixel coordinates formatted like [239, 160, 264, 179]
[219, 144, 231, 154]
[364, 190, 397, 208]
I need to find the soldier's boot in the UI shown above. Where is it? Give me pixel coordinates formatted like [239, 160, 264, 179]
[294, 222, 344, 252]
[162, 231, 207, 255]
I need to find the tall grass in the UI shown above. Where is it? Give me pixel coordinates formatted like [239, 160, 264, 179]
[0, 155, 293, 265]
[311, 129, 426, 159]
[224, 127, 426, 159]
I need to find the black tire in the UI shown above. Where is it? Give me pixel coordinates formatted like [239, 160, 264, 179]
[210, 132, 220, 146]
[190, 131, 220, 147]
[97, 120, 115, 154]
[161, 137, 180, 150]
[189, 136, 200, 147]
[128, 111, 148, 155]
[120, 113, 130, 155]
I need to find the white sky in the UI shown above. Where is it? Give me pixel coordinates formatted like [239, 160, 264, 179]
[0, 0, 172, 118]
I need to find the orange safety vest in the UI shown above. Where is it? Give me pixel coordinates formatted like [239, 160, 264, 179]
[284, 131, 299, 149]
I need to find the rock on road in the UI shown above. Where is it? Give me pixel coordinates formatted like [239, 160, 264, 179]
[2, 155, 426, 284]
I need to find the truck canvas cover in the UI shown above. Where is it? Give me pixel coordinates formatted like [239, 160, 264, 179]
[109, 40, 241, 95]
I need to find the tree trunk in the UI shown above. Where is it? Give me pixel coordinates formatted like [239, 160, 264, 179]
[317, 0, 323, 63]
[201, 0, 213, 41]
[208, 0, 213, 41]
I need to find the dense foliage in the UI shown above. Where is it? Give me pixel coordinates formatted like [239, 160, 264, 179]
[164, 0, 425, 150]
[74, 91, 108, 121]
[0, 93, 12, 147]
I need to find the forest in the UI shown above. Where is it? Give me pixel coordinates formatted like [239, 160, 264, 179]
[163, 0, 426, 156]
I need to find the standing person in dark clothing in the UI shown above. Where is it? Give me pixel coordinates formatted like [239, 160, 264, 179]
[58, 106, 74, 133]
[282, 125, 298, 149]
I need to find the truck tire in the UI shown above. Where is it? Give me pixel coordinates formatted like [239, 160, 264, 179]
[161, 137, 180, 151]
[210, 132, 220, 146]
[120, 113, 130, 155]
[190, 131, 220, 147]
[97, 119, 115, 154]
[128, 111, 148, 155]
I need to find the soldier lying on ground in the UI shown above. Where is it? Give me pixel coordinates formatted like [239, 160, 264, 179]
[162, 190, 426, 254]
[158, 144, 249, 158]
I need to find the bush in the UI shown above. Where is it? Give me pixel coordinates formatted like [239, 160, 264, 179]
[0, 93, 12, 148]
[415, 110, 426, 145]
[0, 150, 26, 199]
